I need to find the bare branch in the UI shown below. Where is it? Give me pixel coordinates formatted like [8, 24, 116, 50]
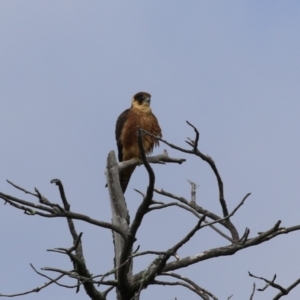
[117, 127, 158, 298]
[170, 215, 207, 254]
[4, 118, 300, 300]
[186, 121, 200, 152]
[147, 201, 201, 217]
[273, 279, 300, 300]
[106, 150, 134, 300]
[132, 219, 300, 286]
[0, 263, 108, 298]
[34, 187, 60, 209]
[248, 272, 300, 299]
[119, 149, 186, 172]
[140, 129, 194, 154]
[187, 179, 199, 204]
[131, 215, 207, 294]
[141, 123, 229, 219]
[161, 272, 218, 300]
[154, 180, 240, 243]
[152, 188, 250, 243]
[51, 179, 85, 261]
[148, 200, 234, 243]
[46, 236, 105, 299]
[129, 127, 157, 235]
[102, 286, 115, 298]
[0, 191, 128, 238]
[249, 282, 256, 300]
[2, 179, 123, 299]
[50, 179, 70, 210]
[41, 268, 114, 286]
[6, 180, 39, 198]
[154, 189, 250, 241]
[153, 280, 209, 300]
[30, 264, 74, 289]
[0, 271, 65, 297]
[1, 192, 54, 213]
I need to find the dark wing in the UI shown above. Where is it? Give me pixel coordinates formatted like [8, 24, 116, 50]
[115, 109, 129, 162]
[115, 108, 134, 193]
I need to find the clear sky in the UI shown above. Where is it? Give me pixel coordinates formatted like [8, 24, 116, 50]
[1, 1, 300, 299]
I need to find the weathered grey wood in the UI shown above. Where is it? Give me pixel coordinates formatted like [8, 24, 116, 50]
[105, 151, 133, 300]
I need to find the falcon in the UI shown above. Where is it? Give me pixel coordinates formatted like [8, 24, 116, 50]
[115, 92, 162, 193]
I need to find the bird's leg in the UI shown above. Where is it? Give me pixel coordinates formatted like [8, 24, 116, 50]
[135, 157, 142, 166]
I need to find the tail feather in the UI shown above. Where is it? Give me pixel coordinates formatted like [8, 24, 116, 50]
[119, 165, 136, 194]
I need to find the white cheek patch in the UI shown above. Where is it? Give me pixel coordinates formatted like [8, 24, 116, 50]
[143, 102, 150, 107]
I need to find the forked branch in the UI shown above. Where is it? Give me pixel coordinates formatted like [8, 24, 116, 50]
[142, 122, 228, 225]
[0, 183, 127, 239]
[248, 272, 300, 299]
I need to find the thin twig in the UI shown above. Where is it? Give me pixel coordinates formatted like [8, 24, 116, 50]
[162, 272, 218, 300]
[248, 271, 300, 298]
[249, 282, 256, 300]
[153, 280, 208, 300]
[0, 271, 65, 297]
[0, 192, 128, 238]
[155, 189, 250, 241]
[187, 179, 199, 204]
[6, 180, 39, 198]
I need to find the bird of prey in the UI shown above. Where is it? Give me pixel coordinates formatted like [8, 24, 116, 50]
[115, 92, 162, 193]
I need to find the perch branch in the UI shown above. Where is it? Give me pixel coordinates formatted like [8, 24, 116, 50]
[118, 149, 185, 172]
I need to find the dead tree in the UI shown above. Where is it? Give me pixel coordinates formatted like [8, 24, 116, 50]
[1, 122, 300, 299]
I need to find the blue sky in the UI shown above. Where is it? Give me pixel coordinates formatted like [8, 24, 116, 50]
[1, 1, 300, 299]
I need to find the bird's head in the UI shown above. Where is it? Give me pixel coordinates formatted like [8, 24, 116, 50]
[131, 92, 151, 108]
